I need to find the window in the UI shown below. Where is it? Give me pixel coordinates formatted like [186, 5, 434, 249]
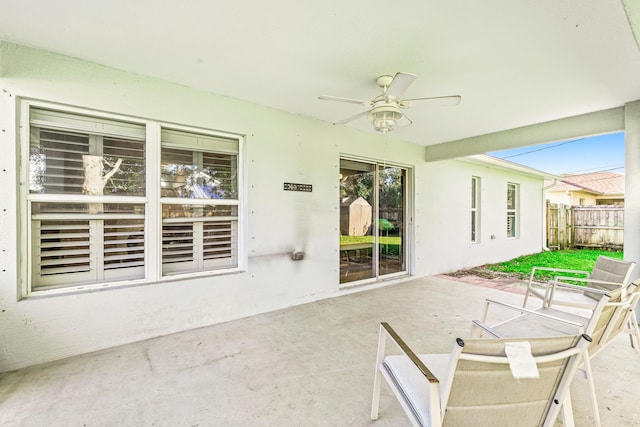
[471, 176, 480, 243]
[160, 129, 239, 275]
[23, 103, 242, 295]
[506, 182, 518, 238]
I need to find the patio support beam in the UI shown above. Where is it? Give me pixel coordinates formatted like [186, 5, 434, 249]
[424, 107, 624, 162]
[623, 101, 640, 323]
[622, 0, 640, 52]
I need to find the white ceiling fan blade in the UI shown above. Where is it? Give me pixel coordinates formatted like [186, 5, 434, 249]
[318, 95, 369, 106]
[385, 72, 417, 99]
[334, 110, 369, 125]
[402, 95, 462, 107]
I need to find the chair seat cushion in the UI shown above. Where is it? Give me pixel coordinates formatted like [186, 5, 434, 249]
[382, 354, 449, 427]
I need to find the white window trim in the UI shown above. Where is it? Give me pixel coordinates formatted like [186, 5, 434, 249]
[19, 99, 246, 298]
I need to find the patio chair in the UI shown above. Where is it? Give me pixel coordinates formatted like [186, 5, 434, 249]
[371, 322, 590, 427]
[522, 255, 635, 311]
[472, 282, 640, 426]
[507, 256, 639, 352]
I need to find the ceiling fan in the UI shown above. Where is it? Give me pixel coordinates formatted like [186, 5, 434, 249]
[319, 72, 461, 133]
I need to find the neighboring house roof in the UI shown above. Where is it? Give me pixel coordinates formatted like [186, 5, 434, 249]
[545, 172, 625, 196]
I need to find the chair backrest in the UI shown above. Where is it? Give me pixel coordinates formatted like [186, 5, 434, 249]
[588, 281, 640, 358]
[584, 286, 625, 352]
[441, 335, 588, 427]
[584, 255, 635, 300]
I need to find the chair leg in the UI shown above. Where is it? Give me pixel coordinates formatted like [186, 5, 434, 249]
[582, 356, 601, 427]
[371, 325, 387, 421]
[559, 393, 575, 427]
[627, 316, 640, 351]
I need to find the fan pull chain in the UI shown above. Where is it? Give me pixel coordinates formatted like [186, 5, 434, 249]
[383, 131, 388, 170]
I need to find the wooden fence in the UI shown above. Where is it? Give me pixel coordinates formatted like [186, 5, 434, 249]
[546, 203, 624, 250]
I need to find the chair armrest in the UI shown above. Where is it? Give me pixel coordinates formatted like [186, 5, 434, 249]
[530, 266, 590, 282]
[524, 267, 590, 307]
[483, 299, 584, 328]
[548, 279, 612, 294]
[552, 276, 626, 289]
[537, 279, 612, 309]
[379, 322, 439, 383]
[471, 320, 505, 338]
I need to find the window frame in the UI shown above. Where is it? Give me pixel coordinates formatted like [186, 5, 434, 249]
[19, 99, 245, 298]
[506, 182, 519, 239]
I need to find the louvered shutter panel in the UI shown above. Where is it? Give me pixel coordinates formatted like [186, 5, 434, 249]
[28, 108, 147, 290]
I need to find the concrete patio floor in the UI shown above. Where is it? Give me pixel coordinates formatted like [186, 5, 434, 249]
[1, 276, 639, 426]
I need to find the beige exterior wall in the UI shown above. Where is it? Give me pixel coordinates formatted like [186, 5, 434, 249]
[546, 190, 597, 206]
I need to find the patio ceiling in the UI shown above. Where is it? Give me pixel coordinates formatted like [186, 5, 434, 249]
[1, 0, 640, 147]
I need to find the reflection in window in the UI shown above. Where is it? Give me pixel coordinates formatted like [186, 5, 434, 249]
[339, 159, 407, 284]
[161, 149, 236, 199]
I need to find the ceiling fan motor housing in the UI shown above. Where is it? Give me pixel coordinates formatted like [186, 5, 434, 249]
[376, 75, 394, 89]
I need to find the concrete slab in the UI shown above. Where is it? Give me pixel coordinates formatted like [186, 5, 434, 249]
[0, 276, 638, 426]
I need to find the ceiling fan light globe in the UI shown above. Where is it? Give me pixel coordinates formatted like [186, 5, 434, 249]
[368, 107, 403, 132]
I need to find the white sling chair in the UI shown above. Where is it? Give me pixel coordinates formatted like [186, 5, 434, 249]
[371, 322, 590, 427]
[522, 255, 635, 311]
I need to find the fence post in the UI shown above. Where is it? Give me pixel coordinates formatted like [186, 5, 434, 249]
[557, 203, 566, 250]
[567, 204, 573, 249]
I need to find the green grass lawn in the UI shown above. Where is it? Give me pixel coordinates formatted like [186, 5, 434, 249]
[340, 235, 402, 256]
[486, 249, 624, 281]
[340, 235, 401, 245]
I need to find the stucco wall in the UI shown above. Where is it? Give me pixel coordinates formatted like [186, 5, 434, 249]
[546, 190, 597, 206]
[0, 42, 545, 371]
[415, 158, 545, 275]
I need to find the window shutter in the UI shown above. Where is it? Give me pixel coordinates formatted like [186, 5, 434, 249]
[102, 137, 146, 196]
[34, 219, 91, 277]
[203, 152, 237, 199]
[203, 221, 235, 261]
[507, 215, 515, 237]
[30, 128, 89, 194]
[162, 219, 237, 274]
[161, 129, 238, 153]
[162, 223, 195, 267]
[30, 108, 145, 140]
[104, 219, 145, 270]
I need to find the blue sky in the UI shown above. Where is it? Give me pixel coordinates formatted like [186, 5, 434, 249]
[489, 132, 625, 175]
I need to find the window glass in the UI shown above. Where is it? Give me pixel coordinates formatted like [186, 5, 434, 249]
[29, 109, 145, 196]
[161, 148, 237, 199]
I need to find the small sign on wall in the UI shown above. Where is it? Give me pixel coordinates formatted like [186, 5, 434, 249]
[284, 182, 312, 192]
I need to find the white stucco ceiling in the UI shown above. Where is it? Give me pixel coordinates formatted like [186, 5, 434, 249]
[1, 0, 639, 147]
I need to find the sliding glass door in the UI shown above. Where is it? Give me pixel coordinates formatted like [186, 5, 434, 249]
[339, 159, 407, 284]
